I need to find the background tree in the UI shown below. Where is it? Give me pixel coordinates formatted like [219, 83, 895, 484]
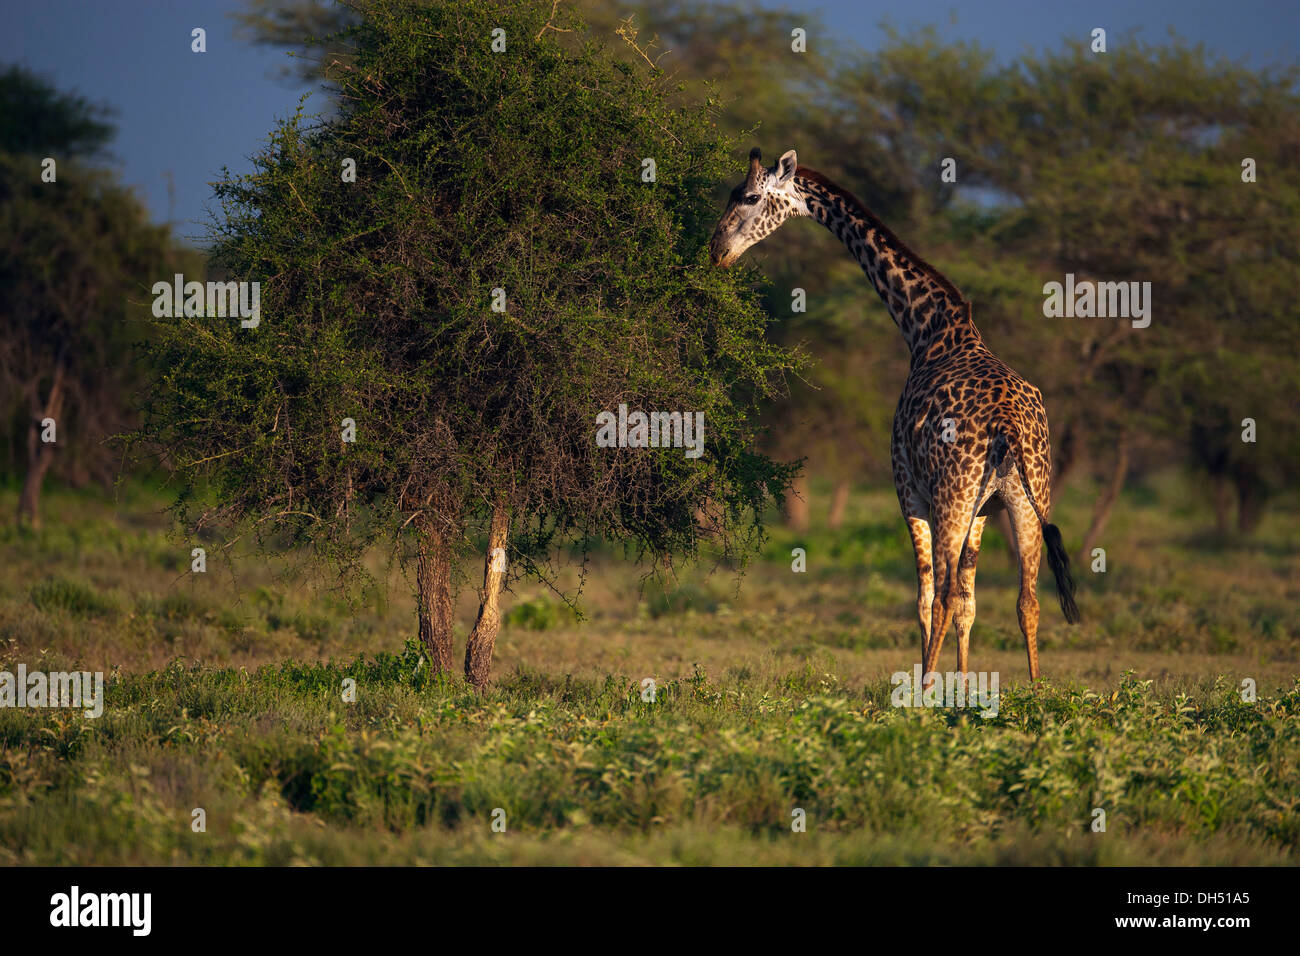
[917, 36, 1300, 545]
[0, 66, 191, 527]
[139, 0, 796, 688]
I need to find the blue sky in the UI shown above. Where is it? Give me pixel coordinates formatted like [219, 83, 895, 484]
[2, 0, 1296, 240]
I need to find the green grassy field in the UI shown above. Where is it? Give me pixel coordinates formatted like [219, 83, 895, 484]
[1, 473, 1297, 865]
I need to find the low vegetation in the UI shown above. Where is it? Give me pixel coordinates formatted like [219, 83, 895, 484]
[0, 473, 1296, 864]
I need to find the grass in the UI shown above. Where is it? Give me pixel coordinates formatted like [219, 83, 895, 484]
[0, 471, 1297, 865]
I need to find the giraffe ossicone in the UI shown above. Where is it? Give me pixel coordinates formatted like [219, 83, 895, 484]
[711, 147, 1080, 682]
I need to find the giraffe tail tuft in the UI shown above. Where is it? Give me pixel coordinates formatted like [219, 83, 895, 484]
[1042, 523, 1080, 624]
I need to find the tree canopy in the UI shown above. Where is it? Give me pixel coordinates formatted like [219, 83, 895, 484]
[139, 0, 797, 684]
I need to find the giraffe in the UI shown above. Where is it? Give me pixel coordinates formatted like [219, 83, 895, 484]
[710, 148, 1079, 682]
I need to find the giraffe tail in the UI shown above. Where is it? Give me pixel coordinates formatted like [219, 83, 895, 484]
[991, 431, 1080, 624]
[1042, 524, 1080, 624]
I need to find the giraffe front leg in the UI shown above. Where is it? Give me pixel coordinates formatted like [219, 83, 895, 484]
[954, 515, 986, 684]
[905, 514, 934, 665]
[923, 505, 972, 683]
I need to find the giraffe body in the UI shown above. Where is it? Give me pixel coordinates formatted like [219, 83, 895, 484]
[710, 148, 1078, 681]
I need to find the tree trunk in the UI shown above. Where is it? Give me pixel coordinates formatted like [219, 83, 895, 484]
[785, 473, 810, 532]
[1211, 476, 1231, 536]
[1236, 471, 1266, 535]
[827, 479, 850, 531]
[17, 364, 66, 529]
[415, 517, 456, 674]
[1077, 442, 1129, 563]
[464, 503, 510, 690]
[17, 445, 55, 529]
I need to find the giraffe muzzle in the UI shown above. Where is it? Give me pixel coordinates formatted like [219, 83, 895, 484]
[708, 231, 734, 267]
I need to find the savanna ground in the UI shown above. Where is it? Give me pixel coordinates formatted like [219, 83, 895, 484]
[1, 472, 1297, 865]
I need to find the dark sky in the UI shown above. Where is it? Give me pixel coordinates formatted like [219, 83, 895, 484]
[2, 0, 1296, 240]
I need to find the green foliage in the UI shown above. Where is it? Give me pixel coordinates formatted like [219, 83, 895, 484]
[641, 579, 728, 618]
[30, 577, 120, 618]
[0, 474, 1296, 863]
[2, 662, 1297, 864]
[504, 595, 579, 631]
[141, 0, 796, 593]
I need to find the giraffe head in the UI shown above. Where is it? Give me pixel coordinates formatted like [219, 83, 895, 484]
[709, 147, 803, 267]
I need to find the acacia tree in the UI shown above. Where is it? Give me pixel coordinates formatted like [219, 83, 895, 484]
[139, 0, 795, 687]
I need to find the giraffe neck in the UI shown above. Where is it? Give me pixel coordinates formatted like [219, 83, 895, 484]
[792, 168, 984, 365]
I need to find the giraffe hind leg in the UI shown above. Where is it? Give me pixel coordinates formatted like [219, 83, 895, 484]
[1004, 487, 1043, 680]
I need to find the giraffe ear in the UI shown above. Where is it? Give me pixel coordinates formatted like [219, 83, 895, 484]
[776, 149, 798, 185]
